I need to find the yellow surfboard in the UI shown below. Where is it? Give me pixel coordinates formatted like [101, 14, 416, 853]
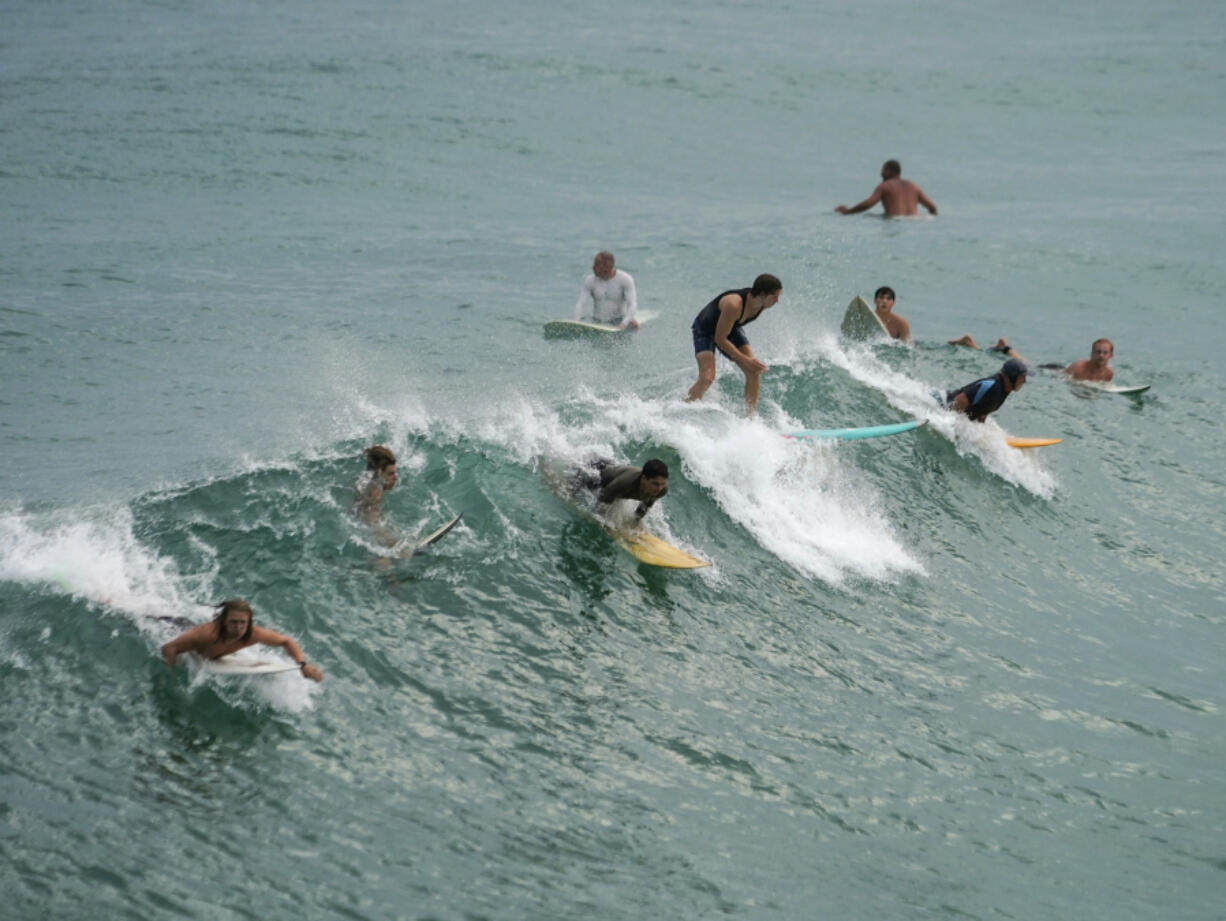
[1006, 437, 1062, 449]
[610, 529, 711, 569]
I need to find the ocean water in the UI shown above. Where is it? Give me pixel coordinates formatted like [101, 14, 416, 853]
[2, 1, 1224, 918]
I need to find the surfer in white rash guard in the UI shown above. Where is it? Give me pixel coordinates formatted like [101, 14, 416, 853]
[161, 599, 324, 682]
[573, 251, 639, 329]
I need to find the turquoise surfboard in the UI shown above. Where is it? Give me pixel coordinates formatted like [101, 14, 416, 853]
[787, 419, 926, 441]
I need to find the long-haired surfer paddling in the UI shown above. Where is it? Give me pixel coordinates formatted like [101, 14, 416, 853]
[686, 274, 782, 415]
[161, 600, 324, 682]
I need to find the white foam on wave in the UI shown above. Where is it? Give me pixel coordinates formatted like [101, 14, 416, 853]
[462, 388, 924, 587]
[808, 332, 1059, 499]
[0, 506, 316, 712]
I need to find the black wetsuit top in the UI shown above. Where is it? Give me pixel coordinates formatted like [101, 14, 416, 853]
[946, 374, 1009, 422]
[692, 288, 759, 336]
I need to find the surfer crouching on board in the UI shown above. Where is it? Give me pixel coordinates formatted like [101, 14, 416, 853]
[574, 251, 639, 329]
[686, 274, 782, 415]
[946, 359, 1028, 422]
[873, 286, 911, 342]
[575, 458, 669, 523]
[161, 600, 325, 682]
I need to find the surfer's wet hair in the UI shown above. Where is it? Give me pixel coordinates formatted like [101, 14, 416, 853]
[364, 445, 397, 472]
[642, 459, 668, 480]
[875, 286, 895, 300]
[1091, 338, 1114, 355]
[883, 159, 901, 177]
[751, 274, 782, 296]
[212, 599, 254, 643]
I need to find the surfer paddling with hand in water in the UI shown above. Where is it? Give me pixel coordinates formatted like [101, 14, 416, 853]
[687, 274, 782, 415]
[161, 599, 324, 682]
[574, 458, 669, 525]
[946, 359, 1029, 422]
[836, 160, 938, 218]
[949, 336, 1115, 383]
[574, 250, 639, 329]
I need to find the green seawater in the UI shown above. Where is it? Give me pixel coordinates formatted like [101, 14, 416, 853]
[2, 1, 1224, 919]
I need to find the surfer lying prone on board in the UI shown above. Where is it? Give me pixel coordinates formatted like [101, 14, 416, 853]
[949, 336, 1115, 383]
[574, 458, 669, 524]
[161, 599, 325, 682]
[945, 359, 1028, 422]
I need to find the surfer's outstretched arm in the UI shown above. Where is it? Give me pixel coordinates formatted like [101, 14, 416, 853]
[252, 626, 324, 682]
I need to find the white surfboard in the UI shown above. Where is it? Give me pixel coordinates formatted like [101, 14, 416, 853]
[1070, 380, 1151, 395]
[839, 295, 889, 340]
[403, 512, 463, 557]
[198, 654, 301, 676]
[543, 310, 657, 340]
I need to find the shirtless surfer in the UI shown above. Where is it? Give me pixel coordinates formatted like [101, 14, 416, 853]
[872, 286, 911, 342]
[948, 336, 1114, 383]
[836, 160, 937, 217]
[160, 599, 324, 682]
[1062, 338, 1115, 382]
[574, 251, 639, 329]
[354, 445, 399, 539]
[686, 273, 783, 415]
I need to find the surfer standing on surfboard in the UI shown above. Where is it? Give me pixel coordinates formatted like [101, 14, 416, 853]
[872, 286, 911, 342]
[573, 458, 669, 523]
[161, 600, 324, 682]
[686, 274, 782, 415]
[946, 359, 1028, 422]
[573, 251, 639, 329]
[835, 160, 938, 217]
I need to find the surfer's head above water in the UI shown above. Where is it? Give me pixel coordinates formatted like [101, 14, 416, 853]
[212, 599, 254, 642]
[1001, 358, 1029, 388]
[640, 459, 669, 497]
[364, 445, 398, 488]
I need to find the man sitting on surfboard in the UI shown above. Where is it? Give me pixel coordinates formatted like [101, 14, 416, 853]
[574, 458, 669, 522]
[872, 286, 911, 342]
[574, 251, 639, 329]
[686, 274, 782, 415]
[946, 359, 1028, 422]
[161, 599, 324, 682]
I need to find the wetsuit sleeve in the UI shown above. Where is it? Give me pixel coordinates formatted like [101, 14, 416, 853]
[597, 466, 639, 504]
[574, 275, 595, 320]
[621, 273, 638, 326]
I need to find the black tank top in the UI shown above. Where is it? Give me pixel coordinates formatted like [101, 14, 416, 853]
[693, 288, 759, 336]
